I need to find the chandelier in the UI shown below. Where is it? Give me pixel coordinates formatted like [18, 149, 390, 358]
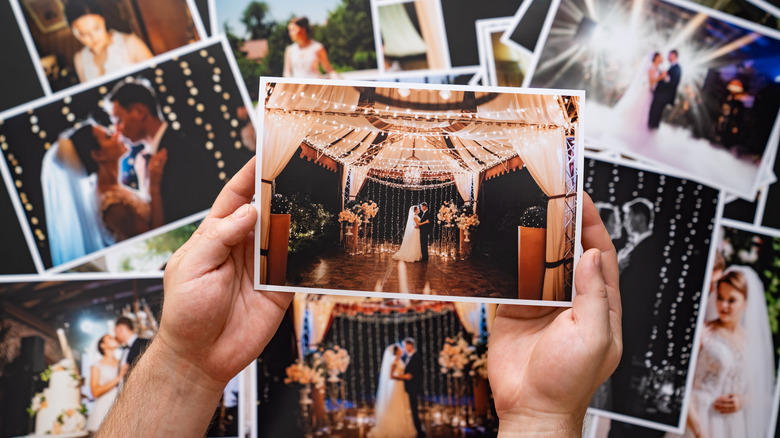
[401, 152, 423, 186]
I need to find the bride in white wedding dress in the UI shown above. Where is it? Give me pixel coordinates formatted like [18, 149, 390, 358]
[393, 205, 422, 262]
[613, 51, 665, 134]
[368, 345, 417, 438]
[667, 265, 774, 438]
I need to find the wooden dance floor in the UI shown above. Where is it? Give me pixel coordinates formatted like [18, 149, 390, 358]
[288, 248, 517, 299]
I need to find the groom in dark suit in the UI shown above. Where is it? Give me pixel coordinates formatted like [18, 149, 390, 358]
[106, 80, 221, 223]
[648, 50, 681, 130]
[398, 337, 424, 437]
[417, 202, 432, 261]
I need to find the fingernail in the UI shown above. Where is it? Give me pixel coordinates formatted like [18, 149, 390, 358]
[593, 250, 602, 272]
[233, 204, 250, 218]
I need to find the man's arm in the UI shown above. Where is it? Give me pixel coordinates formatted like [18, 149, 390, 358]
[97, 157, 293, 436]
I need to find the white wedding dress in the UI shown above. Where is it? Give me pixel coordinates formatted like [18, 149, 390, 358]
[666, 266, 774, 438]
[393, 207, 422, 262]
[369, 346, 417, 438]
[85, 362, 119, 432]
[613, 56, 661, 136]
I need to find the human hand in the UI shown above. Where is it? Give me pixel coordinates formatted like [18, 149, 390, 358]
[155, 156, 293, 388]
[713, 394, 742, 414]
[487, 193, 622, 437]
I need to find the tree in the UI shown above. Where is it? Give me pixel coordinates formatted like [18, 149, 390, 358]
[241, 1, 274, 40]
[314, 0, 377, 72]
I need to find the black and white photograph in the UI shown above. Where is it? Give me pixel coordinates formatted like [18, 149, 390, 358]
[255, 78, 583, 304]
[583, 155, 722, 433]
[0, 277, 247, 437]
[257, 294, 497, 437]
[528, 0, 780, 199]
[0, 37, 255, 272]
[476, 17, 533, 88]
[13, 0, 206, 93]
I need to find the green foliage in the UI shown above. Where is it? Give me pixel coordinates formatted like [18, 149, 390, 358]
[143, 223, 199, 257]
[721, 227, 780, 356]
[518, 206, 547, 228]
[241, 1, 274, 40]
[287, 193, 337, 255]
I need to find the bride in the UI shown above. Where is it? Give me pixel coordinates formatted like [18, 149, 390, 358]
[613, 51, 666, 135]
[368, 344, 417, 438]
[41, 122, 166, 265]
[668, 265, 774, 438]
[393, 205, 422, 262]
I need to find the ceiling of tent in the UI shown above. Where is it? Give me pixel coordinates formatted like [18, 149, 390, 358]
[264, 83, 578, 184]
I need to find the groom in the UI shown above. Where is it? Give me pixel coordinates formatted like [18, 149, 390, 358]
[648, 50, 681, 130]
[417, 202, 432, 261]
[398, 338, 424, 437]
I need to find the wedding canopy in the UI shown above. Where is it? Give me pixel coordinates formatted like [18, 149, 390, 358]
[260, 82, 579, 300]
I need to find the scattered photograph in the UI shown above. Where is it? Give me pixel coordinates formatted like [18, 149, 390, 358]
[439, 0, 524, 68]
[255, 78, 582, 304]
[0, 277, 244, 437]
[584, 155, 722, 433]
[1, 0, 46, 112]
[500, 0, 555, 54]
[212, 0, 378, 100]
[257, 294, 497, 436]
[14, 0, 204, 93]
[476, 17, 533, 87]
[373, 0, 450, 73]
[529, 0, 780, 199]
[0, 38, 255, 271]
[687, 0, 780, 30]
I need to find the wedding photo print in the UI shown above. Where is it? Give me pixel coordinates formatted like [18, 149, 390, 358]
[14, 0, 204, 93]
[528, 0, 780, 199]
[583, 156, 722, 434]
[257, 294, 497, 437]
[255, 79, 582, 304]
[0, 278, 246, 437]
[0, 38, 255, 272]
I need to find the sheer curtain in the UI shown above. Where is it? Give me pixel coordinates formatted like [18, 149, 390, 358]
[454, 172, 473, 203]
[292, 294, 307, 358]
[379, 2, 427, 58]
[413, 0, 447, 69]
[259, 111, 315, 283]
[453, 302, 497, 343]
[506, 127, 568, 301]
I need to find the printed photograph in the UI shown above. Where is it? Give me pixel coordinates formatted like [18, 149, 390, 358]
[255, 79, 582, 304]
[689, 0, 780, 30]
[0, 278, 244, 437]
[1, 0, 46, 112]
[373, 0, 449, 73]
[584, 156, 721, 433]
[15, 0, 203, 92]
[439, 0, 524, 68]
[476, 18, 533, 88]
[213, 0, 378, 101]
[257, 294, 497, 437]
[529, 0, 780, 199]
[0, 39, 255, 271]
[501, 0, 555, 54]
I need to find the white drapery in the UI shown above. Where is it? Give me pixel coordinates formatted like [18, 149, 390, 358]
[454, 172, 473, 203]
[378, 2, 427, 58]
[453, 302, 497, 343]
[504, 127, 568, 301]
[413, 0, 447, 69]
[348, 167, 369, 201]
[292, 295, 336, 358]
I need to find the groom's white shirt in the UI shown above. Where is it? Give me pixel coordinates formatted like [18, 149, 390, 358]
[135, 122, 168, 197]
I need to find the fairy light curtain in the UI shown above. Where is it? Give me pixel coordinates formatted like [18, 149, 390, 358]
[453, 302, 497, 343]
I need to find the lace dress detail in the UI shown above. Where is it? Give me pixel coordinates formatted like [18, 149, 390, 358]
[97, 186, 150, 242]
[669, 326, 747, 438]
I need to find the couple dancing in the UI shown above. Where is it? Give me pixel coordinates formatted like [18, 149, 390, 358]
[615, 49, 682, 133]
[392, 203, 432, 263]
[42, 79, 220, 265]
[369, 338, 424, 438]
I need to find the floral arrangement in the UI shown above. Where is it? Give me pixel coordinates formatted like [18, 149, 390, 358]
[27, 392, 46, 416]
[438, 333, 474, 377]
[338, 209, 359, 224]
[359, 201, 379, 219]
[284, 359, 325, 389]
[322, 345, 351, 376]
[455, 213, 480, 231]
[437, 201, 457, 225]
[52, 407, 87, 434]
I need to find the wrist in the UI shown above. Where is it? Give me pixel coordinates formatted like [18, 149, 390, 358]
[150, 334, 226, 396]
[497, 409, 583, 438]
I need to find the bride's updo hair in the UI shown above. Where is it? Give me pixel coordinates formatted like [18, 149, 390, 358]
[651, 52, 661, 62]
[67, 124, 101, 174]
[393, 345, 401, 355]
[718, 269, 748, 298]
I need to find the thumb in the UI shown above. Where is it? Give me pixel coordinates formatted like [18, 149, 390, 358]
[183, 204, 257, 275]
[572, 249, 610, 335]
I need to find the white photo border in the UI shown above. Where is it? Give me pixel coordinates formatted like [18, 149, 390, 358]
[254, 76, 585, 306]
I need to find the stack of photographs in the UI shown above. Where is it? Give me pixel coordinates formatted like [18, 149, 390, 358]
[2, 0, 780, 437]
